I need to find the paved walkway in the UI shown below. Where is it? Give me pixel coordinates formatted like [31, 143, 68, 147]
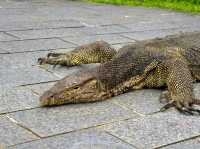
[1, 0, 200, 148]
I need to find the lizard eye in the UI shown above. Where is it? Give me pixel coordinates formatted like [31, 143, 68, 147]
[73, 86, 80, 90]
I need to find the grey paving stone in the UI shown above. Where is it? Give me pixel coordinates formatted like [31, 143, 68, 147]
[81, 4, 186, 25]
[122, 29, 183, 41]
[6, 28, 88, 40]
[81, 25, 130, 35]
[0, 86, 39, 114]
[0, 38, 75, 53]
[8, 101, 139, 137]
[6, 25, 130, 40]
[0, 51, 59, 86]
[62, 34, 135, 45]
[0, 50, 50, 69]
[8, 129, 136, 149]
[26, 82, 56, 96]
[123, 27, 200, 41]
[0, 32, 18, 41]
[0, 48, 8, 54]
[0, 67, 58, 87]
[104, 111, 200, 149]
[0, 116, 38, 147]
[162, 137, 200, 149]
[111, 83, 200, 115]
[112, 43, 130, 51]
[0, 19, 84, 31]
[122, 22, 182, 32]
[111, 89, 163, 115]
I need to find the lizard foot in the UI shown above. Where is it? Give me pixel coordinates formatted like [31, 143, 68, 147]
[159, 91, 200, 115]
[38, 52, 66, 65]
[38, 57, 59, 68]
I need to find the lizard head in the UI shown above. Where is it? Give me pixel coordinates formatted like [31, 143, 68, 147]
[40, 71, 106, 106]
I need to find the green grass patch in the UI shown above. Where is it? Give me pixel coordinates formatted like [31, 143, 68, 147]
[85, 0, 200, 13]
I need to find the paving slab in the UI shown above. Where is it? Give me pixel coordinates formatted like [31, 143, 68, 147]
[0, 48, 7, 54]
[6, 28, 88, 40]
[0, 67, 57, 87]
[6, 25, 130, 40]
[0, 86, 39, 114]
[122, 29, 183, 41]
[8, 129, 136, 149]
[8, 101, 139, 137]
[0, 51, 58, 86]
[0, 32, 18, 41]
[0, 50, 52, 69]
[0, 38, 75, 53]
[0, 19, 84, 31]
[111, 89, 163, 115]
[122, 28, 200, 41]
[61, 34, 135, 45]
[81, 25, 130, 35]
[103, 111, 200, 149]
[122, 22, 182, 32]
[111, 83, 200, 115]
[0, 115, 38, 147]
[162, 137, 200, 149]
[26, 82, 56, 96]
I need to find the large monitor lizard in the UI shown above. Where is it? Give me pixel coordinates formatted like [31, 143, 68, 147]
[38, 32, 200, 115]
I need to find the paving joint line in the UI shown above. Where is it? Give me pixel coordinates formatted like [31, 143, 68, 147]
[0, 37, 67, 42]
[6, 116, 138, 148]
[119, 34, 138, 41]
[0, 47, 76, 55]
[1, 25, 86, 32]
[6, 115, 41, 138]
[105, 131, 141, 149]
[92, 26, 195, 36]
[0, 107, 41, 116]
[57, 37, 79, 46]
[154, 135, 200, 149]
[111, 100, 145, 117]
[17, 80, 59, 87]
[3, 31, 20, 39]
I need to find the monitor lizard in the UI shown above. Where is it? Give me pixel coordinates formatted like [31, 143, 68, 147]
[38, 32, 200, 115]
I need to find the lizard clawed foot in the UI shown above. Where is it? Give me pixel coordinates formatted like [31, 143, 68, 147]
[37, 57, 59, 68]
[38, 52, 66, 65]
[159, 91, 200, 115]
[175, 101, 200, 115]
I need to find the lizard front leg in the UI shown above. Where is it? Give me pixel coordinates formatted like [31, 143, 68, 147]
[110, 60, 161, 96]
[160, 58, 200, 115]
[38, 41, 117, 66]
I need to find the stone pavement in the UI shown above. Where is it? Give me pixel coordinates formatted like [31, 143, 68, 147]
[1, 0, 200, 148]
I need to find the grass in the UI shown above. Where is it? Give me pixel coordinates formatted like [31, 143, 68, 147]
[85, 0, 200, 13]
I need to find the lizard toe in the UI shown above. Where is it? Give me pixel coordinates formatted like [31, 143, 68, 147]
[159, 91, 171, 104]
[38, 58, 47, 65]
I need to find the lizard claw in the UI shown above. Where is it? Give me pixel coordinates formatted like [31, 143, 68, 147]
[159, 91, 200, 115]
[173, 100, 200, 115]
[47, 52, 60, 58]
[38, 58, 47, 65]
[159, 100, 174, 112]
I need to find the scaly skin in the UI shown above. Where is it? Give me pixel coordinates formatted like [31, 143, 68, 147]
[38, 41, 116, 66]
[38, 32, 200, 115]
